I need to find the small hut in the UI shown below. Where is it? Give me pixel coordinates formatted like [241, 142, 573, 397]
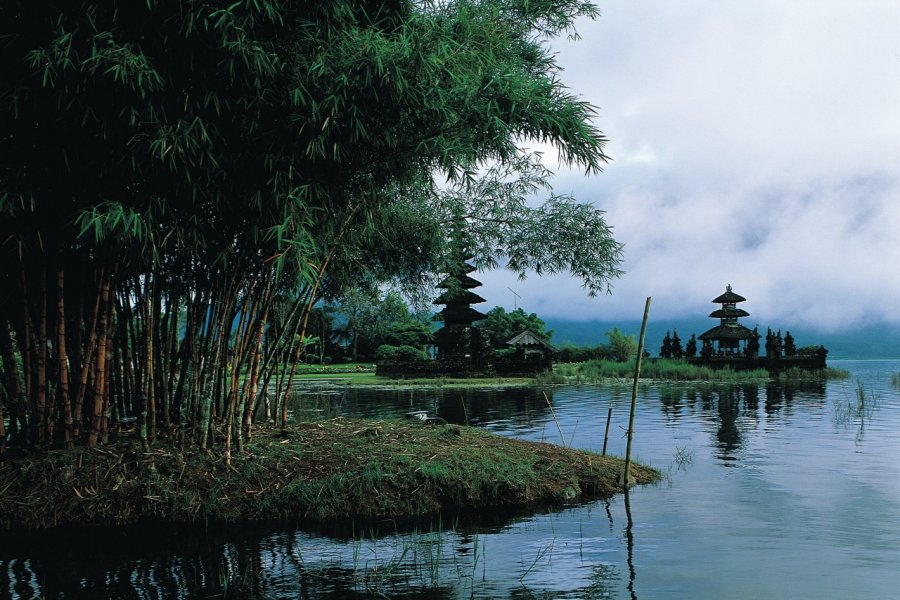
[494, 330, 556, 375]
[698, 285, 755, 356]
[505, 330, 556, 360]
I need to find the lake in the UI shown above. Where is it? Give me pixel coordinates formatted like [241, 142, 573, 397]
[2, 360, 898, 599]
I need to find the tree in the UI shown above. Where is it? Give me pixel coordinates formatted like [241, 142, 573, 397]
[605, 328, 637, 363]
[334, 290, 429, 361]
[660, 331, 672, 358]
[671, 330, 683, 359]
[685, 334, 698, 358]
[478, 307, 552, 349]
[1, 1, 617, 455]
[783, 331, 796, 356]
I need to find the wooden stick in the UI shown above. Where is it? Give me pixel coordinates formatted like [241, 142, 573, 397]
[601, 406, 612, 456]
[623, 297, 651, 489]
[543, 391, 566, 447]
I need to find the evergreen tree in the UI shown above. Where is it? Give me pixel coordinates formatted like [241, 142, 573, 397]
[685, 333, 698, 358]
[660, 331, 672, 358]
[671, 330, 684, 359]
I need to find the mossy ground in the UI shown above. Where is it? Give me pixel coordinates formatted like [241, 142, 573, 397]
[0, 420, 657, 531]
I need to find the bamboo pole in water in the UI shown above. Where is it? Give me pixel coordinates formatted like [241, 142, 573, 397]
[601, 406, 612, 456]
[623, 296, 651, 489]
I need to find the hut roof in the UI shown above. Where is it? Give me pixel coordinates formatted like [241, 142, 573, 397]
[698, 323, 755, 341]
[709, 307, 750, 319]
[712, 285, 746, 304]
[505, 330, 557, 351]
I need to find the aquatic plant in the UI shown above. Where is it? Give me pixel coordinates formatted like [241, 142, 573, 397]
[673, 446, 695, 470]
[832, 379, 879, 444]
[776, 367, 850, 381]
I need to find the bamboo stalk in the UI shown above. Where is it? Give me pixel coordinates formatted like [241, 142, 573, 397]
[73, 266, 105, 439]
[623, 296, 651, 490]
[146, 274, 158, 442]
[19, 260, 35, 446]
[87, 271, 112, 448]
[36, 263, 49, 445]
[57, 265, 73, 447]
[1, 318, 27, 443]
[601, 406, 612, 456]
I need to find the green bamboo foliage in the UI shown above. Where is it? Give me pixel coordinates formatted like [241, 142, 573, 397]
[0, 1, 619, 458]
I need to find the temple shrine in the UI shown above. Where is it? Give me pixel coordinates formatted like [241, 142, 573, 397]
[698, 285, 756, 356]
[432, 253, 488, 369]
[682, 284, 827, 371]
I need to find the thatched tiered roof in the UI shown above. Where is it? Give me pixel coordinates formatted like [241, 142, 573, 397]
[699, 285, 754, 343]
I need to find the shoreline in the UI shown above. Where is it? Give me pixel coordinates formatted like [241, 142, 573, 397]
[0, 419, 658, 532]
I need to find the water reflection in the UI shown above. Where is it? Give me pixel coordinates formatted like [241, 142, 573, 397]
[656, 380, 830, 464]
[4, 361, 898, 599]
[624, 491, 637, 600]
[291, 385, 555, 433]
[1, 502, 637, 600]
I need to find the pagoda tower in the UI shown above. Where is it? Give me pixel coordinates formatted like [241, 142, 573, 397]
[433, 253, 487, 365]
[698, 285, 755, 355]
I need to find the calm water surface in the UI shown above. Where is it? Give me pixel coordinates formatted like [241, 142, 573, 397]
[2, 360, 899, 599]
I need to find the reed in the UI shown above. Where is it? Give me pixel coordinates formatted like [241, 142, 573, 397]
[832, 378, 878, 432]
[776, 367, 850, 381]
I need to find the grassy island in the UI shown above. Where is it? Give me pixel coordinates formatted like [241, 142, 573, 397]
[0, 420, 657, 531]
[289, 361, 850, 387]
[541, 359, 850, 384]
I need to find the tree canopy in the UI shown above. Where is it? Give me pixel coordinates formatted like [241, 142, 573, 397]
[479, 306, 553, 349]
[0, 0, 621, 456]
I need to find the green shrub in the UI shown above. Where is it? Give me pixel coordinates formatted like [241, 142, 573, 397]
[376, 344, 429, 362]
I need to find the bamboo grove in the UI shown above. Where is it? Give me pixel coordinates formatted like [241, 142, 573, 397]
[0, 1, 622, 459]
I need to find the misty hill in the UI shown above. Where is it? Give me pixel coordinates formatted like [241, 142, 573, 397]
[544, 319, 900, 360]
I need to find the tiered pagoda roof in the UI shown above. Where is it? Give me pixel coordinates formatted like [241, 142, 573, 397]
[699, 285, 754, 344]
[433, 257, 486, 326]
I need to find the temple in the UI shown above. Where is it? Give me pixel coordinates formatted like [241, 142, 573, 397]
[432, 254, 488, 370]
[698, 285, 756, 356]
[682, 285, 827, 371]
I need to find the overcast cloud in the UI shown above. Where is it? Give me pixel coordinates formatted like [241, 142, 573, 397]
[478, 0, 900, 331]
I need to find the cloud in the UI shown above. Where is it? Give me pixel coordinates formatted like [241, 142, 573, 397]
[479, 0, 900, 331]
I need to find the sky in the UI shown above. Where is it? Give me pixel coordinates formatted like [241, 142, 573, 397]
[477, 0, 900, 332]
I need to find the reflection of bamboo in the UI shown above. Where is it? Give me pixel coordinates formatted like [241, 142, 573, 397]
[602, 406, 612, 456]
[624, 490, 637, 600]
[543, 391, 566, 447]
[623, 297, 651, 488]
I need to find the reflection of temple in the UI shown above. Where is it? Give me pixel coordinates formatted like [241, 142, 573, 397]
[698, 285, 756, 356]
